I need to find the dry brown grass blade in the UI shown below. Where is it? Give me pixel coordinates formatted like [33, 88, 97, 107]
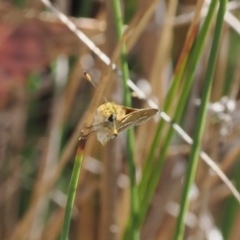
[126, 0, 162, 53]
[60, 56, 84, 125]
[98, 139, 123, 240]
[212, 31, 229, 101]
[149, 0, 178, 103]
[199, 151, 240, 203]
[230, 57, 240, 99]
[203, 143, 240, 190]
[41, 208, 65, 240]
[174, 0, 205, 75]
[75, 191, 97, 240]
[141, 159, 183, 239]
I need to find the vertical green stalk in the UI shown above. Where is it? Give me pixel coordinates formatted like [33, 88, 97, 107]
[60, 145, 84, 240]
[173, 0, 227, 239]
[221, 160, 240, 240]
[112, 0, 139, 239]
[139, 0, 218, 225]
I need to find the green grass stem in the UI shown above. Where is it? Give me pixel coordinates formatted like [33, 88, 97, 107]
[60, 146, 84, 240]
[221, 160, 240, 240]
[112, 0, 139, 239]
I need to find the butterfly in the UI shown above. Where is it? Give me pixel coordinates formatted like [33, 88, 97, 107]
[81, 72, 159, 145]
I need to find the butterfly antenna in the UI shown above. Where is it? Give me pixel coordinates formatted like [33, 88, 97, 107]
[84, 72, 108, 103]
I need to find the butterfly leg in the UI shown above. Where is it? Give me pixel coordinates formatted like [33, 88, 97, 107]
[79, 124, 97, 141]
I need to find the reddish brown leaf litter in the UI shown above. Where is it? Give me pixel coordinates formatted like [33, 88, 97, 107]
[0, 3, 81, 108]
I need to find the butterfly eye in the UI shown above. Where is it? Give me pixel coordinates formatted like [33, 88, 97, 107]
[108, 114, 116, 122]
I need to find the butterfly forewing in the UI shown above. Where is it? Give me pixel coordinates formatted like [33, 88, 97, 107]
[116, 107, 159, 133]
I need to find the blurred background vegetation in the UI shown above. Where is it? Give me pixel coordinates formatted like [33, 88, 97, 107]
[1, 0, 240, 239]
